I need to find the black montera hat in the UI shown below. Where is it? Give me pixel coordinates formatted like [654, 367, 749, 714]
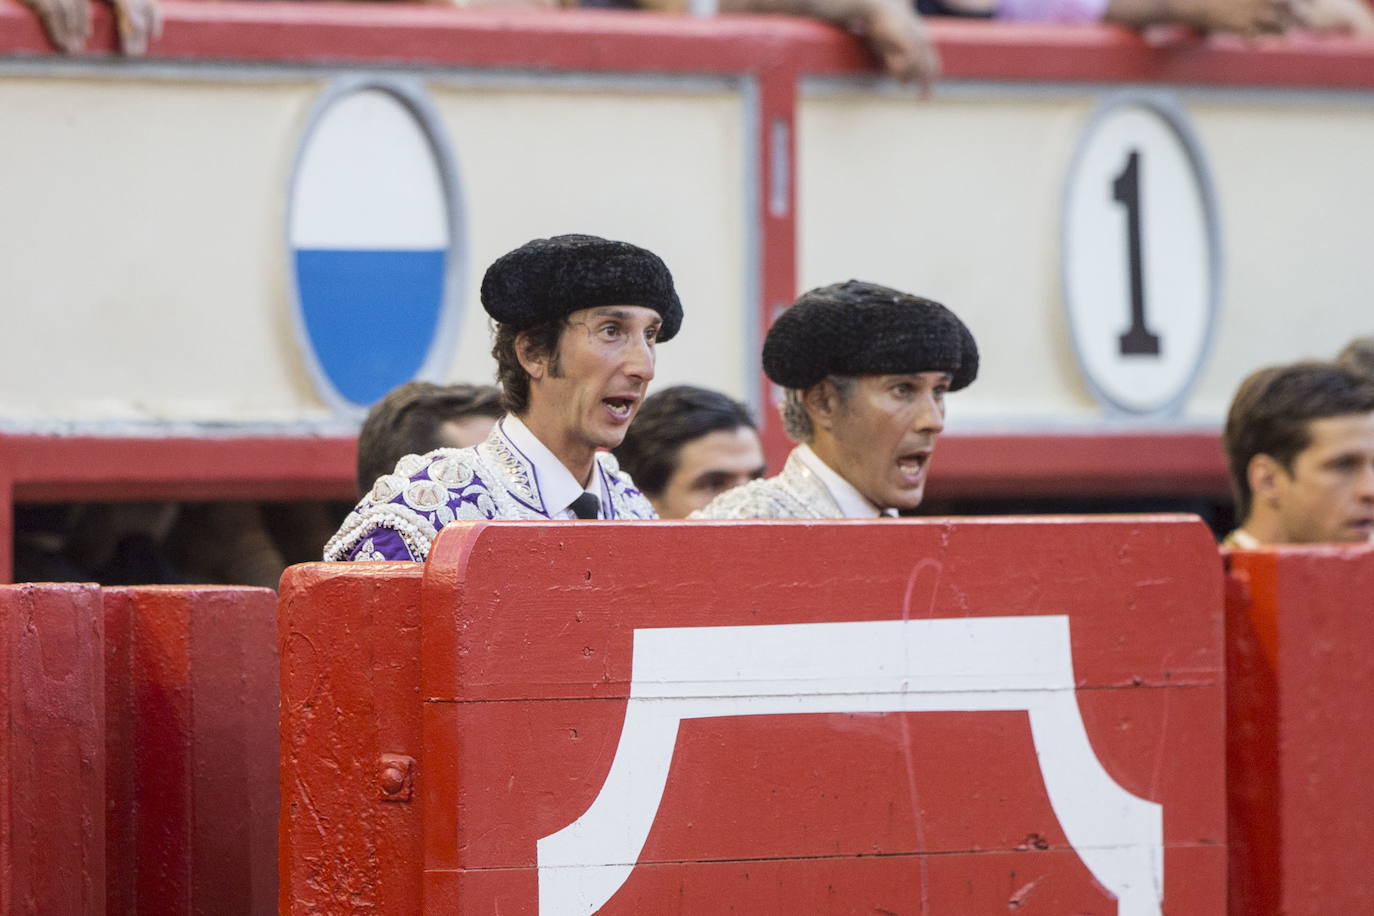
[763, 280, 978, 390]
[480, 234, 683, 341]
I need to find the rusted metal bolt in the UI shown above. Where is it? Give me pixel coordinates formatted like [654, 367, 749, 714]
[378, 753, 415, 802]
[380, 764, 407, 795]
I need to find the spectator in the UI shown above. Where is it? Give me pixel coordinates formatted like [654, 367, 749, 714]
[325, 234, 680, 562]
[356, 381, 504, 497]
[694, 280, 976, 519]
[639, 0, 1372, 95]
[1222, 362, 1374, 547]
[633, 0, 940, 89]
[614, 385, 766, 518]
[22, 0, 161, 54]
[933, 0, 1373, 34]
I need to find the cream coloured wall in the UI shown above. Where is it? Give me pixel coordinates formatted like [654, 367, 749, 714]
[799, 89, 1093, 429]
[425, 81, 749, 409]
[0, 72, 748, 428]
[1, 76, 321, 425]
[798, 84, 1374, 431]
[1186, 96, 1374, 420]
[4, 69, 1370, 432]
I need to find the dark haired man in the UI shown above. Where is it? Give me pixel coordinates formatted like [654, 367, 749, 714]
[693, 280, 976, 519]
[355, 381, 503, 497]
[324, 234, 681, 562]
[1222, 362, 1374, 547]
[613, 385, 766, 519]
[1337, 336, 1374, 382]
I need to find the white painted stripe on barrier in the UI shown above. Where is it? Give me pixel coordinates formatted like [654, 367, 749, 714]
[536, 616, 1163, 915]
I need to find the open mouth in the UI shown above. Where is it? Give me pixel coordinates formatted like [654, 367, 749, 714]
[602, 396, 637, 420]
[896, 450, 931, 480]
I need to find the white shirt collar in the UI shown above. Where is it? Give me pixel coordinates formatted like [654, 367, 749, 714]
[1229, 528, 1263, 549]
[794, 444, 892, 519]
[498, 414, 608, 519]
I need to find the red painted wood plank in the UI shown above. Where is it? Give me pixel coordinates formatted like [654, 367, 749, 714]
[931, 431, 1229, 498]
[423, 516, 1223, 702]
[103, 586, 278, 915]
[3, 0, 1374, 90]
[278, 561, 426, 915]
[0, 583, 104, 914]
[419, 518, 1224, 913]
[1225, 545, 1374, 916]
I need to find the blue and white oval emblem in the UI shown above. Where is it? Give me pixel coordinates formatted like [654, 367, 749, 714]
[288, 81, 465, 412]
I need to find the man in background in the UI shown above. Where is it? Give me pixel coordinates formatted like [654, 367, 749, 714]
[1337, 336, 1374, 381]
[694, 280, 977, 519]
[614, 385, 766, 518]
[355, 381, 503, 497]
[1222, 362, 1374, 547]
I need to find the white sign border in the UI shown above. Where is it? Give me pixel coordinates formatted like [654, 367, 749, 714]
[285, 75, 470, 418]
[1060, 90, 1223, 418]
[537, 616, 1164, 916]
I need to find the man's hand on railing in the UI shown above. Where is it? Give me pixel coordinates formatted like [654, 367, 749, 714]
[112, 0, 162, 53]
[944, 0, 1372, 37]
[643, 0, 940, 91]
[1104, 0, 1300, 36]
[20, 0, 162, 53]
[847, 0, 940, 92]
[20, 0, 89, 52]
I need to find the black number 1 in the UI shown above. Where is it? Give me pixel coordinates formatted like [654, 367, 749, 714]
[1112, 150, 1161, 356]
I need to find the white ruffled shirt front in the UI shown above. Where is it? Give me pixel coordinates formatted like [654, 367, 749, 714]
[794, 445, 898, 519]
[498, 415, 608, 520]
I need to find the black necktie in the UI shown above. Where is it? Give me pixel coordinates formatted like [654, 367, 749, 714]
[570, 492, 601, 520]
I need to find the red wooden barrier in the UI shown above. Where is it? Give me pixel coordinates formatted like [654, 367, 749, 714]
[278, 562, 425, 913]
[281, 516, 1226, 914]
[1225, 545, 1374, 916]
[0, 583, 104, 914]
[104, 586, 278, 915]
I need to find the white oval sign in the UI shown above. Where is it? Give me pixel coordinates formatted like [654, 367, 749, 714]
[288, 80, 465, 413]
[1062, 94, 1220, 416]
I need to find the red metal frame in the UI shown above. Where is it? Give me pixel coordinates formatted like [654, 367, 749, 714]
[3, 0, 1362, 580]
[0, 435, 356, 582]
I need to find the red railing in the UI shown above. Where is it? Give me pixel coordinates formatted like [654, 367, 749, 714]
[4, 1, 1374, 89]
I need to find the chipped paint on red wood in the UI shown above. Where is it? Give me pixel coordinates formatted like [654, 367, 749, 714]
[416, 517, 1224, 913]
[0, 583, 104, 913]
[103, 586, 278, 914]
[278, 561, 426, 914]
[1225, 544, 1374, 916]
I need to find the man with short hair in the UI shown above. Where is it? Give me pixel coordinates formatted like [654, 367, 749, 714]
[693, 280, 977, 519]
[355, 381, 504, 497]
[1337, 336, 1374, 382]
[613, 385, 766, 519]
[1222, 362, 1374, 547]
[324, 234, 681, 562]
